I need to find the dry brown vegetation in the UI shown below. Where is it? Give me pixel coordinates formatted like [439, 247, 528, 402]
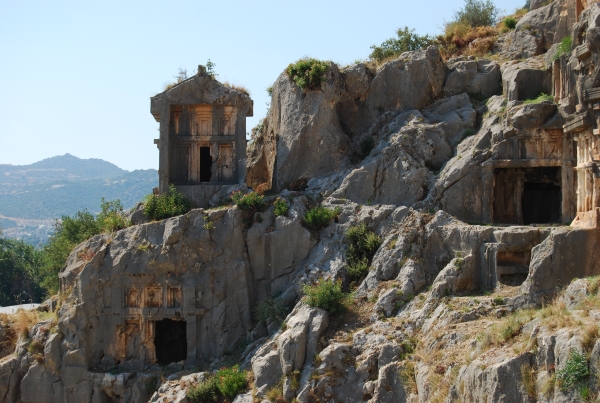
[222, 81, 250, 96]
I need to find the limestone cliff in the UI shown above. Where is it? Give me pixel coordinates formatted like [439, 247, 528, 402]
[6, 1, 600, 403]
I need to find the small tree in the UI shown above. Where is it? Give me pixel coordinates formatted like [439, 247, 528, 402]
[453, 0, 499, 27]
[369, 27, 435, 62]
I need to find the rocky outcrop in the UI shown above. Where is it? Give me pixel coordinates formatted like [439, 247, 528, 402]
[502, 0, 577, 59]
[443, 58, 502, 99]
[246, 47, 446, 191]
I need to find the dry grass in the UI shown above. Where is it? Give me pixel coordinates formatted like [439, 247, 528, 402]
[582, 324, 599, 353]
[437, 23, 498, 59]
[399, 361, 417, 394]
[521, 364, 537, 398]
[222, 81, 250, 96]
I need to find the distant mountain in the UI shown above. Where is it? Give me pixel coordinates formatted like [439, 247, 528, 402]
[0, 153, 127, 191]
[0, 154, 157, 245]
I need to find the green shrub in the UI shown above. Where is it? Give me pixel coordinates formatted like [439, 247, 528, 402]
[554, 36, 572, 60]
[345, 224, 382, 280]
[40, 209, 102, 294]
[453, 0, 499, 27]
[255, 296, 288, 324]
[187, 366, 248, 403]
[97, 198, 130, 232]
[522, 93, 553, 104]
[303, 205, 341, 230]
[231, 191, 264, 211]
[303, 279, 349, 314]
[187, 377, 218, 403]
[503, 16, 517, 30]
[143, 184, 191, 221]
[286, 58, 329, 90]
[215, 366, 248, 399]
[360, 136, 375, 156]
[273, 197, 289, 217]
[369, 26, 435, 62]
[557, 349, 589, 391]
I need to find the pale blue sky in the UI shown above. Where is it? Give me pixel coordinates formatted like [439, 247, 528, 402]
[0, 0, 526, 171]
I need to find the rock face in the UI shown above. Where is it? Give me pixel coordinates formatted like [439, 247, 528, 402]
[10, 3, 600, 403]
[443, 57, 502, 99]
[246, 47, 446, 191]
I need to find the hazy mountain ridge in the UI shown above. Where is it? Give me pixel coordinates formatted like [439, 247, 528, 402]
[0, 154, 157, 244]
[0, 153, 128, 192]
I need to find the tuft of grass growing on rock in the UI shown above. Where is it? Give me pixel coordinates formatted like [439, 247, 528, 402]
[520, 364, 537, 398]
[273, 197, 289, 217]
[187, 366, 248, 403]
[303, 205, 341, 230]
[303, 279, 350, 314]
[557, 349, 589, 392]
[144, 184, 191, 221]
[344, 224, 382, 281]
[286, 58, 329, 90]
[522, 93, 553, 104]
[554, 36, 572, 60]
[231, 191, 264, 212]
[255, 296, 289, 325]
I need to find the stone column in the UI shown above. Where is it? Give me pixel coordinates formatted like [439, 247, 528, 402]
[159, 106, 171, 194]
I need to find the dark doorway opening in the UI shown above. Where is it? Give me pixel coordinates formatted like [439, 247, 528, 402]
[154, 319, 187, 365]
[493, 167, 562, 224]
[200, 147, 212, 182]
[522, 182, 561, 224]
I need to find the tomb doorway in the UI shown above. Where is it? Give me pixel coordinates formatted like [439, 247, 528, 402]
[522, 182, 561, 224]
[493, 167, 562, 224]
[154, 319, 187, 365]
[200, 147, 212, 182]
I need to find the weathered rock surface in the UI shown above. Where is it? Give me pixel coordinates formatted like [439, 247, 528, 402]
[443, 58, 502, 99]
[247, 47, 446, 191]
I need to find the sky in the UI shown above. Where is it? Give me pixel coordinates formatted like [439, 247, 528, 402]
[0, 0, 527, 171]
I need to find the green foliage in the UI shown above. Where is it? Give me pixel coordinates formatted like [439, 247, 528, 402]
[453, 0, 500, 27]
[345, 224, 382, 280]
[266, 86, 273, 96]
[273, 197, 289, 217]
[286, 58, 330, 90]
[360, 136, 375, 156]
[303, 279, 349, 314]
[40, 209, 101, 294]
[215, 366, 248, 399]
[206, 59, 217, 78]
[97, 198, 129, 232]
[503, 16, 517, 30]
[369, 26, 435, 62]
[554, 36, 573, 60]
[143, 184, 191, 221]
[0, 236, 44, 305]
[187, 377, 218, 403]
[231, 191, 264, 211]
[187, 366, 247, 403]
[522, 93, 553, 104]
[303, 205, 341, 230]
[255, 296, 288, 324]
[557, 349, 589, 391]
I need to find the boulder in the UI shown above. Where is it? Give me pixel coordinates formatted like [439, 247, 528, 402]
[508, 101, 557, 130]
[443, 58, 502, 99]
[502, 63, 552, 102]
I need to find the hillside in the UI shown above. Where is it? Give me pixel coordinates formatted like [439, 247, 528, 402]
[0, 154, 157, 245]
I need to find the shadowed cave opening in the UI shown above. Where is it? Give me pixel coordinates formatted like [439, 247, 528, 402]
[154, 319, 187, 365]
[493, 167, 562, 225]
